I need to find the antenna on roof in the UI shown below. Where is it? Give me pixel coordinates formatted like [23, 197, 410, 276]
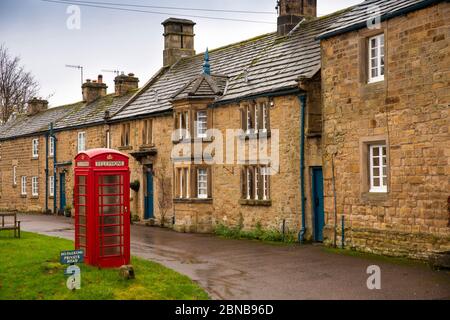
[65, 65, 84, 86]
[101, 69, 122, 77]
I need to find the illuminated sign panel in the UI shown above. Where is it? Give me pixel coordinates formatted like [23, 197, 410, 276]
[95, 161, 125, 167]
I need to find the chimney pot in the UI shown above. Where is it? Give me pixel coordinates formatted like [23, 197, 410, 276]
[27, 98, 49, 116]
[82, 76, 108, 103]
[114, 72, 139, 96]
[98, 74, 103, 83]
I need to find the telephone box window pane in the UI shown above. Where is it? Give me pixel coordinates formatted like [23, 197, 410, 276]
[102, 206, 121, 215]
[78, 176, 86, 185]
[78, 206, 86, 215]
[78, 237, 86, 246]
[102, 196, 121, 205]
[103, 226, 121, 235]
[102, 175, 120, 184]
[78, 196, 86, 205]
[101, 185, 121, 195]
[102, 236, 121, 246]
[78, 185, 86, 195]
[101, 215, 121, 225]
[103, 247, 121, 256]
[79, 216, 86, 224]
[79, 226, 86, 235]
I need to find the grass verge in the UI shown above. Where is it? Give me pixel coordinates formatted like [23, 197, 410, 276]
[0, 231, 209, 300]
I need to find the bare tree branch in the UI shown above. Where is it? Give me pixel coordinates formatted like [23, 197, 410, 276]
[0, 44, 40, 124]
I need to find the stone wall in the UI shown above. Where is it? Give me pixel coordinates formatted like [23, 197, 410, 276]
[321, 2, 450, 258]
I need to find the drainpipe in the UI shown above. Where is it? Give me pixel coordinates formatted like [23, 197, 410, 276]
[50, 122, 57, 215]
[45, 130, 49, 214]
[298, 94, 307, 243]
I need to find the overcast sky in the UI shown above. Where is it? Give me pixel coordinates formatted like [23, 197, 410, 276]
[0, 0, 362, 107]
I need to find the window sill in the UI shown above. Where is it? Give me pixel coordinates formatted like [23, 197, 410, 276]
[139, 144, 155, 149]
[31, 196, 39, 199]
[118, 146, 133, 151]
[31, 157, 39, 160]
[172, 137, 214, 144]
[20, 195, 27, 198]
[239, 130, 271, 141]
[174, 198, 213, 204]
[239, 199, 272, 207]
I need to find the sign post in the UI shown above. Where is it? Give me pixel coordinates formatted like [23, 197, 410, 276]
[60, 249, 84, 291]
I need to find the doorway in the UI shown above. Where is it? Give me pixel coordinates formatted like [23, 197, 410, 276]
[59, 172, 66, 214]
[312, 167, 325, 242]
[144, 167, 154, 220]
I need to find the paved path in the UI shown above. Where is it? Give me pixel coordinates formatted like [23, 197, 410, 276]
[16, 214, 450, 300]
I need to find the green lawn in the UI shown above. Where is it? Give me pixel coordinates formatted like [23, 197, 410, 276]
[0, 231, 209, 300]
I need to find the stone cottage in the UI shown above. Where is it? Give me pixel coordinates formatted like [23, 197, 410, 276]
[318, 0, 449, 258]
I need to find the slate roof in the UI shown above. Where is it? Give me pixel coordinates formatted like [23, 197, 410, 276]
[112, 8, 349, 120]
[171, 74, 228, 101]
[317, 0, 445, 40]
[0, 92, 135, 140]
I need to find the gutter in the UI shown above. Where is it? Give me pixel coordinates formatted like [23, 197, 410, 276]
[317, 0, 445, 40]
[210, 86, 301, 108]
[298, 94, 307, 243]
[50, 122, 57, 215]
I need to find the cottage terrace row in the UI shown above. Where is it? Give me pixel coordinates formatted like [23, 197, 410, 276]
[0, 0, 448, 260]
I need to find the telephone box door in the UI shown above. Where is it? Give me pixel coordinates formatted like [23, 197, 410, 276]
[95, 172, 130, 267]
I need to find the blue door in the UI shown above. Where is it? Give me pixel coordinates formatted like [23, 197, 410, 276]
[312, 167, 325, 242]
[144, 169, 154, 219]
[59, 172, 66, 214]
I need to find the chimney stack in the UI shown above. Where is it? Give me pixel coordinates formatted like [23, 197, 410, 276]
[162, 18, 196, 66]
[27, 98, 49, 116]
[82, 75, 107, 103]
[277, 0, 317, 36]
[114, 73, 139, 96]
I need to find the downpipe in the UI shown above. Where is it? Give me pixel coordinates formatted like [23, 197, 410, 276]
[298, 94, 307, 244]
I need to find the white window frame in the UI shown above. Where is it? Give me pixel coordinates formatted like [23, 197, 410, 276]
[32, 139, 39, 158]
[261, 103, 268, 132]
[13, 165, 17, 186]
[197, 168, 208, 199]
[246, 167, 252, 200]
[49, 176, 55, 197]
[31, 176, 39, 197]
[254, 167, 260, 200]
[262, 166, 270, 200]
[77, 132, 86, 153]
[49, 137, 55, 157]
[21, 176, 27, 195]
[246, 107, 252, 134]
[369, 144, 388, 193]
[368, 34, 385, 83]
[178, 168, 184, 199]
[196, 111, 208, 139]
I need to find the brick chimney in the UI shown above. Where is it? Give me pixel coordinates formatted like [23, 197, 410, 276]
[27, 98, 49, 116]
[277, 0, 317, 36]
[162, 18, 196, 66]
[114, 73, 139, 96]
[82, 75, 107, 103]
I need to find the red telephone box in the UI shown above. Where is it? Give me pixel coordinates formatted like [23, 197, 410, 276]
[74, 148, 130, 268]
